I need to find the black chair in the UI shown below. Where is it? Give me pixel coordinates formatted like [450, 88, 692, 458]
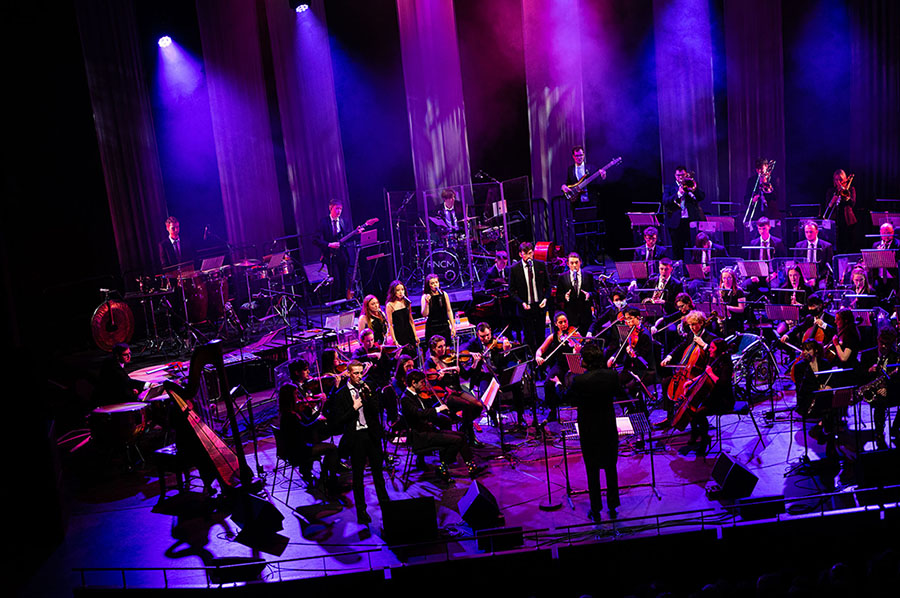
[270, 425, 316, 503]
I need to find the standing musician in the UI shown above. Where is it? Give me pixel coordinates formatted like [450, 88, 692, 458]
[329, 360, 390, 524]
[421, 273, 456, 344]
[278, 381, 340, 498]
[664, 166, 706, 261]
[556, 252, 595, 332]
[794, 221, 834, 289]
[385, 281, 417, 351]
[872, 222, 900, 299]
[712, 268, 747, 336]
[565, 339, 621, 521]
[401, 370, 486, 483]
[743, 158, 779, 221]
[509, 242, 551, 352]
[158, 216, 191, 271]
[861, 327, 900, 450]
[424, 335, 485, 447]
[633, 226, 671, 262]
[562, 145, 606, 205]
[606, 308, 654, 414]
[535, 311, 581, 422]
[358, 294, 390, 345]
[314, 198, 352, 301]
[780, 295, 835, 349]
[680, 338, 734, 456]
[643, 258, 684, 315]
[658, 310, 719, 430]
[464, 323, 527, 429]
[825, 169, 857, 253]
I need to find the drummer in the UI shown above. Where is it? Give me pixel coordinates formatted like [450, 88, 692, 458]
[158, 216, 191, 271]
[434, 188, 464, 234]
[94, 343, 145, 407]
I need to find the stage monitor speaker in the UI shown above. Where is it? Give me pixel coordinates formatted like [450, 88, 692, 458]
[458, 481, 502, 530]
[710, 453, 759, 499]
[382, 497, 438, 545]
[857, 448, 900, 489]
[231, 493, 285, 535]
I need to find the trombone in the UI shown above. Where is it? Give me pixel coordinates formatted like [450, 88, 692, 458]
[743, 160, 776, 230]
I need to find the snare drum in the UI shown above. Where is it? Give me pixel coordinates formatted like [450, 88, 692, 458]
[90, 402, 147, 447]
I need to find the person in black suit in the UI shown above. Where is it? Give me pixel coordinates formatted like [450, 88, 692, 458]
[663, 166, 706, 260]
[432, 188, 465, 248]
[872, 222, 900, 299]
[94, 343, 144, 406]
[561, 145, 606, 205]
[555, 252, 595, 333]
[793, 221, 834, 289]
[158, 216, 191, 271]
[314, 198, 352, 301]
[509, 242, 550, 351]
[743, 158, 779, 221]
[484, 250, 510, 289]
[329, 361, 389, 524]
[633, 226, 671, 263]
[565, 340, 622, 520]
[746, 216, 787, 287]
[642, 258, 684, 315]
[463, 323, 528, 429]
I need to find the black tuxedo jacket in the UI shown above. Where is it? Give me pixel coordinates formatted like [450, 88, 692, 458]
[158, 237, 192, 271]
[509, 259, 550, 308]
[485, 264, 511, 289]
[685, 242, 727, 265]
[95, 357, 143, 406]
[565, 163, 601, 202]
[565, 367, 620, 464]
[747, 235, 787, 261]
[793, 238, 834, 279]
[556, 269, 596, 330]
[643, 275, 684, 314]
[663, 184, 705, 229]
[314, 216, 351, 260]
[633, 244, 671, 262]
[330, 383, 384, 440]
[432, 203, 464, 231]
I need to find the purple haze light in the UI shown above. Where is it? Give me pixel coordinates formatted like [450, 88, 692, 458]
[158, 36, 173, 48]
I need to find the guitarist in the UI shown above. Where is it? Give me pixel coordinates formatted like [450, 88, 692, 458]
[562, 145, 606, 205]
[314, 198, 354, 301]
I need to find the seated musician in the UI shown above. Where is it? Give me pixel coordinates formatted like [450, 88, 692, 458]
[485, 250, 510, 288]
[658, 310, 719, 430]
[351, 328, 397, 421]
[776, 265, 812, 307]
[633, 226, 671, 263]
[605, 308, 654, 414]
[425, 335, 485, 447]
[680, 338, 734, 456]
[588, 287, 627, 342]
[278, 381, 340, 498]
[643, 258, 684, 315]
[780, 295, 835, 349]
[651, 292, 693, 354]
[94, 343, 144, 406]
[381, 356, 416, 430]
[792, 339, 840, 459]
[686, 232, 727, 275]
[401, 369, 487, 483]
[872, 222, 900, 299]
[828, 308, 861, 377]
[861, 328, 900, 450]
[712, 268, 747, 336]
[794, 221, 834, 289]
[464, 322, 527, 429]
[747, 217, 787, 262]
[535, 311, 581, 422]
[844, 268, 878, 310]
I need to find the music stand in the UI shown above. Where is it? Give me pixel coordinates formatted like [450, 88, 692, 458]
[765, 304, 800, 322]
[565, 353, 585, 375]
[684, 263, 707, 280]
[851, 309, 874, 327]
[796, 262, 818, 281]
[616, 261, 649, 281]
[640, 303, 666, 318]
[266, 252, 286, 269]
[200, 255, 226, 272]
[870, 212, 900, 228]
[704, 215, 736, 233]
[626, 212, 659, 229]
[738, 260, 769, 279]
[303, 262, 329, 284]
[862, 249, 897, 270]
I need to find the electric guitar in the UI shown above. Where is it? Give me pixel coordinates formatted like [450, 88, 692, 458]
[563, 156, 623, 201]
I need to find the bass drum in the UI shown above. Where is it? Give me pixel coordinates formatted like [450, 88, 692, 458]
[534, 241, 561, 262]
[91, 300, 134, 352]
[427, 249, 461, 286]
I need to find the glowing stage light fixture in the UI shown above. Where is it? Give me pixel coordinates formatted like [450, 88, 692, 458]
[158, 36, 173, 48]
[296, 4, 309, 13]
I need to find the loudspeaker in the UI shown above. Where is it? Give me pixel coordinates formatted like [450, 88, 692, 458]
[710, 453, 759, 499]
[231, 493, 285, 534]
[458, 481, 502, 530]
[858, 448, 900, 488]
[382, 497, 438, 545]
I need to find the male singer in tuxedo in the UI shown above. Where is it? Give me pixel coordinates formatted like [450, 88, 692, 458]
[314, 198, 351, 300]
[633, 226, 671, 263]
[329, 361, 389, 524]
[663, 166, 705, 261]
[561, 145, 606, 205]
[793, 221, 834, 289]
[509, 242, 550, 351]
[158, 216, 191, 271]
[556, 252, 595, 333]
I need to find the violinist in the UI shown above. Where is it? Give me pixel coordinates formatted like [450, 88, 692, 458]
[464, 323, 527, 429]
[358, 294, 389, 345]
[277, 382, 340, 498]
[401, 369, 487, 483]
[587, 288, 627, 343]
[425, 335, 485, 447]
[421, 273, 456, 344]
[743, 158, 779, 220]
[606, 308, 654, 414]
[825, 169, 857, 253]
[535, 311, 581, 422]
[643, 258, 684, 315]
[844, 268, 877, 310]
[680, 338, 734, 456]
[330, 360, 390, 525]
[556, 252, 595, 332]
[651, 292, 693, 354]
[862, 328, 900, 450]
[712, 268, 747, 336]
[658, 310, 719, 430]
[780, 295, 835, 349]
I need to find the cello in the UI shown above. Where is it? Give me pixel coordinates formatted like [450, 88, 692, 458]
[667, 331, 710, 430]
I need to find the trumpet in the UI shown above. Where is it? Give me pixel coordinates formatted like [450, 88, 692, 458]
[681, 172, 697, 192]
[824, 173, 854, 220]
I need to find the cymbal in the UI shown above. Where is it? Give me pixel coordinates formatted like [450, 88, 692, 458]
[234, 259, 262, 267]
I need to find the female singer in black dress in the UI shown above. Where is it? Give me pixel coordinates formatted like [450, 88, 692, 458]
[385, 280, 417, 351]
[358, 294, 389, 345]
[421, 273, 455, 344]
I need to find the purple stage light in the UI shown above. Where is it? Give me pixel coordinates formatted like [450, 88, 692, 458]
[296, 4, 309, 13]
[158, 36, 173, 48]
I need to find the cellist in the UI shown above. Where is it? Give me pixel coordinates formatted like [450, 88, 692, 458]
[657, 310, 719, 430]
[780, 295, 835, 348]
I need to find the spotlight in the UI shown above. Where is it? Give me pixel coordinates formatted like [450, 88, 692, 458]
[158, 36, 173, 48]
[296, 4, 310, 13]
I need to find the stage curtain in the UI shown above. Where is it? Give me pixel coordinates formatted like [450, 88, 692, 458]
[395, 0, 472, 193]
[75, 0, 168, 277]
[653, 0, 720, 205]
[723, 0, 787, 216]
[522, 0, 585, 205]
[265, 0, 351, 259]
[195, 0, 284, 258]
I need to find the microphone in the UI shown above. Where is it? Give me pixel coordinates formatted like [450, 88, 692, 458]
[203, 225, 209, 241]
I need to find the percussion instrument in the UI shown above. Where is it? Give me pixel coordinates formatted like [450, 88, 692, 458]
[89, 402, 147, 447]
[534, 241, 561, 263]
[179, 271, 209, 323]
[427, 249, 461, 286]
[91, 299, 134, 351]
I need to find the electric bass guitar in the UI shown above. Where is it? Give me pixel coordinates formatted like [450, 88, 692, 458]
[563, 156, 623, 201]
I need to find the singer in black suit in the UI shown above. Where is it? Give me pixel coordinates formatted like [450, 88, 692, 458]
[663, 166, 706, 260]
[313, 199, 352, 301]
[158, 216, 192, 271]
[509, 242, 551, 351]
[562, 145, 605, 205]
[555, 252, 595, 333]
[329, 361, 389, 524]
